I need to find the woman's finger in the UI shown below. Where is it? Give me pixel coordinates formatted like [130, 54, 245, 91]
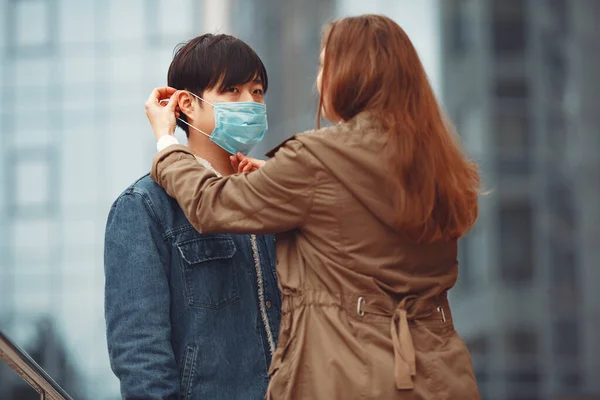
[230, 155, 240, 171]
[164, 92, 179, 112]
[238, 159, 248, 172]
[147, 87, 178, 105]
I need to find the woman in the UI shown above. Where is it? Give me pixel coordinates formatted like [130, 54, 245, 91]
[146, 14, 481, 400]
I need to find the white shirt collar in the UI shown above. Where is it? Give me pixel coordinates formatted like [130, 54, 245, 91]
[194, 155, 222, 178]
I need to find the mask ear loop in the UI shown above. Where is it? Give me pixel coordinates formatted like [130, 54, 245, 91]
[186, 91, 215, 107]
[159, 93, 214, 138]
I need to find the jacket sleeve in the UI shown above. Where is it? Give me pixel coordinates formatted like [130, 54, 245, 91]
[104, 192, 180, 400]
[150, 140, 318, 235]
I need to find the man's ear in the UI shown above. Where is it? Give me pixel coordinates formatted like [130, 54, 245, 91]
[177, 91, 199, 118]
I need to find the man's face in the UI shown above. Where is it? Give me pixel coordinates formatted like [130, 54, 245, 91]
[192, 79, 265, 136]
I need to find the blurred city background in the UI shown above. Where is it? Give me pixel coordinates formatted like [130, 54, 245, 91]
[0, 0, 598, 399]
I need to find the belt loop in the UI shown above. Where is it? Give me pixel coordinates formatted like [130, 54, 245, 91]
[437, 305, 446, 322]
[357, 297, 365, 317]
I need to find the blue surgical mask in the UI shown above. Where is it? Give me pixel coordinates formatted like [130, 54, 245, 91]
[177, 92, 268, 155]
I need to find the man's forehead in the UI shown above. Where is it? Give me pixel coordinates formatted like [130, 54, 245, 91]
[215, 73, 264, 87]
[236, 77, 264, 86]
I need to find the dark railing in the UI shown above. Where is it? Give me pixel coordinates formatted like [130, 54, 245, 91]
[0, 331, 73, 400]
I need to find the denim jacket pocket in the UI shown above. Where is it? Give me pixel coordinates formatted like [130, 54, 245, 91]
[177, 235, 240, 309]
[180, 344, 197, 400]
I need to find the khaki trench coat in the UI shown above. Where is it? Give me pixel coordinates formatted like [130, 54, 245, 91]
[151, 113, 481, 400]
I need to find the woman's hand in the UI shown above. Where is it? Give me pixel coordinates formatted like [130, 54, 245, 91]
[145, 87, 181, 141]
[230, 152, 266, 173]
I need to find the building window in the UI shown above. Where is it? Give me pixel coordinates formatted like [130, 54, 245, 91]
[494, 103, 531, 175]
[505, 361, 541, 400]
[506, 394, 541, 400]
[499, 200, 534, 284]
[548, 0, 568, 34]
[505, 329, 538, 355]
[457, 235, 472, 289]
[6, 147, 58, 219]
[106, 0, 145, 43]
[550, 243, 578, 316]
[553, 320, 579, 357]
[494, 78, 530, 100]
[474, 368, 489, 386]
[473, 363, 491, 400]
[13, 220, 52, 268]
[58, 0, 95, 45]
[546, 179, 578, 310]
[458, 103, 485, 156]
[547, 179, 575, 226]
[466, 335, 489, 355]
[546, 113, 566, 153]
[6, 0, 55, 57]
[449, 0, 475, 56]
[14, 271, 52, 315]
[542, 40, 566, 98]
[491, 0, 527, 54]
[146, 0, 192, 48]
[506, 370, 541, 385]
[561, 370, 582, 389]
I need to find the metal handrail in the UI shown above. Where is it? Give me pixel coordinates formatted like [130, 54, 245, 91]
[0, 331, 74, 400]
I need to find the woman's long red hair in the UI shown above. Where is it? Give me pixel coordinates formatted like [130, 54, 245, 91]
[318, 15, 480, 243]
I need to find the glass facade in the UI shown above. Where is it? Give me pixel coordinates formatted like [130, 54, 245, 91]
[1, 1, 439, 398]
[442, 0, 600, 398]
[0, 1, 211, 397]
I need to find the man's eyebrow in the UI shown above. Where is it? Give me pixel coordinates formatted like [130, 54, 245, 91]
[253, 78, 263, 84]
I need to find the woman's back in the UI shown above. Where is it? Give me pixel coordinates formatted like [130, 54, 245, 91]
[275, 114, 457, 297]
[266, 113, 480, 400]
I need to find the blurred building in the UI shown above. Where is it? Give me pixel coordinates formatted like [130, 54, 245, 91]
[0, 0, 181, 396]
[441, 1, 600, 399]
[231, 0, 335, 155]
[7, 0, 596, 399]
[0, 0, 334, 398]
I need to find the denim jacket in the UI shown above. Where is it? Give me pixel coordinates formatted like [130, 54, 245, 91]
[104, 174, 281, 400]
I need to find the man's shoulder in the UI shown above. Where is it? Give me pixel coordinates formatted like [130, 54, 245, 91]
[107, 174, 183, 233]
[115, 174, 168, 201]
[110, 174, 177, 216]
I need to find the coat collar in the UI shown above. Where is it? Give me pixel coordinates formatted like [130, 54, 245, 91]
[264, 135, 298, 158]
[264, 112, 380, 158]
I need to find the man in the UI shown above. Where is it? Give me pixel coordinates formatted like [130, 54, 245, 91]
[104, 34, 281, 400]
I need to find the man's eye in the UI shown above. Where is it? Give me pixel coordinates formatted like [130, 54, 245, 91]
[226, 87, 239, 93]
[254, 89, 264, 95]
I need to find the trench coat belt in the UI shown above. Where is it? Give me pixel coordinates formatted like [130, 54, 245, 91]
[358, 294, 450, 390]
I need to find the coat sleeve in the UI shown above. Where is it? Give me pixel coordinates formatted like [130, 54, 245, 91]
[150, 141, 319, 234]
